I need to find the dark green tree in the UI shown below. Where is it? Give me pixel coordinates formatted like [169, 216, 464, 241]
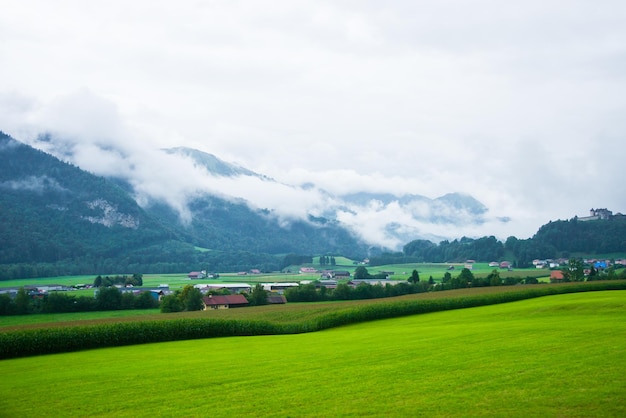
[0, 294, 16, 315]
[587, 265, 597, 281]
[96, 286, 122, 310]
[179, 285, 204, 311]
[487, 269, 501, 286]
[248, 284, 269, 306]
[606, 265, 617, 280]
[135, 291, 158, 309]
[354, 266, 370, 279]
[567, 258, 585, 282]
[408, 269, 420, 283]
[93, 275, 103, 287]
[14, 287, 30, 315]
[333, 283, 352, 300]
[160, 294, 183, 313]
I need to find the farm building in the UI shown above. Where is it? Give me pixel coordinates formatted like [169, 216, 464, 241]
[550, 271, 565, 283]
[202, 294, 249, 310]
[316, 279, 338, 288]
[194, 283, 252, 294]
[261, 283, 300, 293]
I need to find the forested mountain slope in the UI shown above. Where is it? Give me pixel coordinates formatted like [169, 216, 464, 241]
[0, 132, 366, 279]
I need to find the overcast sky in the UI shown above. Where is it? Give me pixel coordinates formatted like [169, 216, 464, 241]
[2, 0, 625, 243]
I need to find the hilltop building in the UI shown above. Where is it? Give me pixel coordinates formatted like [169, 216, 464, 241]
[578, 208, 613, 221]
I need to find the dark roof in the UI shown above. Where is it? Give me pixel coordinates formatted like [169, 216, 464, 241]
[267, 295, 287, 304]
[203, 294, 249, 306]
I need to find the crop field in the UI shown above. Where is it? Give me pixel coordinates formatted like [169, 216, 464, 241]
[0, 284, 596, 331]
[1, 290, 625, 417]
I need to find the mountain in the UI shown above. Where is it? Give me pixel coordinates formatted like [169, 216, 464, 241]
[340, 191, 488, 224]
[0, 131, 186, 272]
[163, 147, 265, 178]
[0, 132, 368, 279]
[160, 147, 499, 248]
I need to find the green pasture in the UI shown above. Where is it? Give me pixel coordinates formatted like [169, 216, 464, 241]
[0, 263, 550, 291]
[0, 309, 160, 329]
[0, 271, 322, 291]
[367, 262, 550, 280]
[0, 285, 578, 331]
[1, 290, 624, 417]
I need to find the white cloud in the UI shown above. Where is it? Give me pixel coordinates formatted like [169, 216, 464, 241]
[1, 0, 625, 245]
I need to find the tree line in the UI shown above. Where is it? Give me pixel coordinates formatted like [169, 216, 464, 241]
[373, 218, 626, 267]
[0, 286, 159, 316]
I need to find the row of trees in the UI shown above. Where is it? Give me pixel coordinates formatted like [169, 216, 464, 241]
[319, 256, 337, 266]
[284, 281, 432, 302]
[0, 287, 159, 316]
[395, 218, 626, 268]
[93, 274, 143, 287]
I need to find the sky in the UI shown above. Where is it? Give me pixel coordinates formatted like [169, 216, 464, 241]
[1, 0, 625, 247]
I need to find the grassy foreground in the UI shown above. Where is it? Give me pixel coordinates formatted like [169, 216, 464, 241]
[1, 290, 625, 417]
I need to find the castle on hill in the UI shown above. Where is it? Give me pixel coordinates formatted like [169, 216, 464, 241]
[578, 208, 614, 221]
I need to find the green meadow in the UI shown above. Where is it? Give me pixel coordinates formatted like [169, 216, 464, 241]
[1, 290, 624, 417]
[0, 262, 550, 291]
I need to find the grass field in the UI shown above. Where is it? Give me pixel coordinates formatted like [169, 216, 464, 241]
[1, 290, 624, 417]
[0, 262, 552, 291]
[0, 284, 588, 331]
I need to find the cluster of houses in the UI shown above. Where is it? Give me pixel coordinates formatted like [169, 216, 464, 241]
[547, 258, 626, 283]
[0, 284, 82, 299]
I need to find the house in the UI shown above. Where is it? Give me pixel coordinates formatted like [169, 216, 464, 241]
[202, 294, 249, 310]
[188, 271, 206, 279]
[332, 271, 351, 279]
[550, 271, 565, 283]
[267, 294, 287, 304]
[320, 270, 334, 279]
[300, 267, 318, 274]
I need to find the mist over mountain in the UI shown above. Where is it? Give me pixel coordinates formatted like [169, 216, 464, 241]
[12, 131, 514, 251]
[0, 131, 179, 266]
[151, 143, 509, 249]
[3, 130, 624, 281]
[163, 147, 265, 179]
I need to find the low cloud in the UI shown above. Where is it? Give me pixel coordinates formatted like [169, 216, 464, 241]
[2, 1, 625, 247]
[0, 175, 68, 194]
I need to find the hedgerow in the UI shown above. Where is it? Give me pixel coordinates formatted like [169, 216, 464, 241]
[1, 282, 625, 359]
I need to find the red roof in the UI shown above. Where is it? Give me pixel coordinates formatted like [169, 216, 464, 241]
[550, 271, 564, 280]
[203, 294, 249, 306]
